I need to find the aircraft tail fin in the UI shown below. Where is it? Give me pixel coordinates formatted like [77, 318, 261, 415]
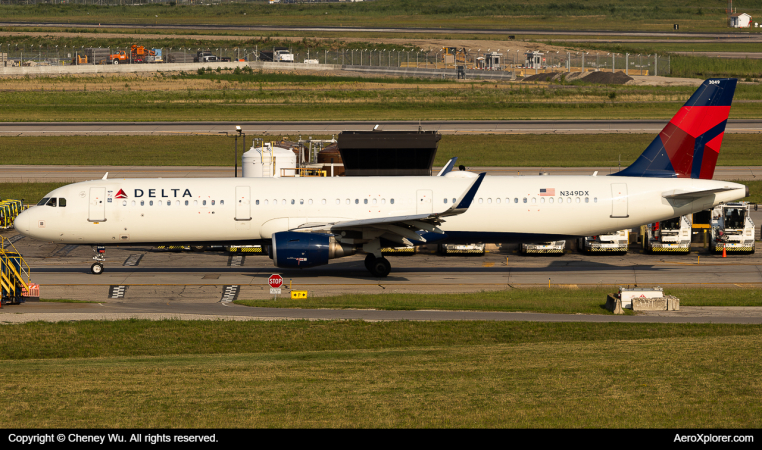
[611, 78, 737, 179]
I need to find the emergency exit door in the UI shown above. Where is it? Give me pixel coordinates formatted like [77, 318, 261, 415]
[610, 183, 629, 218]
[417, 190, 433, 214]
[235, 186, 251, 221]
[88, 187, 106, 222]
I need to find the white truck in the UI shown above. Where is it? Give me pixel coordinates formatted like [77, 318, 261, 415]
[519, 241, 565, 255]
[710, 202, 756, 254]
[579, 230, 629, 254]
[274, 50, 294, 62]
[644, 216, 692, 254]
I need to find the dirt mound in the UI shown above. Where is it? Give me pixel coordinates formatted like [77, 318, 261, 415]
[521, 70, 633, 85]
[578, 71, 633, 85]
[522, 72, 561, 82]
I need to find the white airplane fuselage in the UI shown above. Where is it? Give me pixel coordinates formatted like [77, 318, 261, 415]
[15, 175, 747, 245]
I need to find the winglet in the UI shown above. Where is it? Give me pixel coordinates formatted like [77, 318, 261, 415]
[102, 172, 109, 180]
[437, 157, 458, 176]
[436, 172, 486, 218]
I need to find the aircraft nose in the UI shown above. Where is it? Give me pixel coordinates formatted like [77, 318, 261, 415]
[14, 210, 30, 235]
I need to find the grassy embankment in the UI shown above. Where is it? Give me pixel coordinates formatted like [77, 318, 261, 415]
[1, 319, 761, 427]
[0, 0, 758, 32]
[235, 287, 762, 312]
[2, 73, 762, 121]
[1, 133, 761, 167]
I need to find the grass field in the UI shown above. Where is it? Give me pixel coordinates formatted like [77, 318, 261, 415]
[3, 72, 762, 122]
[235, 287, 762, 313]
[1, 319, 761, 427]
[1, 1, 759, 32]
[1, 133, 761, 168]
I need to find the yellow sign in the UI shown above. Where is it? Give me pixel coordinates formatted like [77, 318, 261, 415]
[291, 290, 308, 299]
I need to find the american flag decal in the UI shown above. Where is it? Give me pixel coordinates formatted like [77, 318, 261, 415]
[539, 188, 555, 196]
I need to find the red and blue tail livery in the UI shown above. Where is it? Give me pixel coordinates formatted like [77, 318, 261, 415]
[612, 78, 736, 180]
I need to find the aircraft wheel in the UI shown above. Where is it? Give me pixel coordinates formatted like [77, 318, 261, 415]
[367, 257, 391, 277]
[364, 253, 376, 272]
[91, 263, 104, 275]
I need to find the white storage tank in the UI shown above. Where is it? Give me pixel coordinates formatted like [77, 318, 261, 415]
[242, 143, 297, 178]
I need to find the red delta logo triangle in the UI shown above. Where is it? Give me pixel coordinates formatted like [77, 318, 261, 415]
[115, 189, 128, 199]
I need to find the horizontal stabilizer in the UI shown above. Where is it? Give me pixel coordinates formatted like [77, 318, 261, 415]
[662, 187, 737, 199]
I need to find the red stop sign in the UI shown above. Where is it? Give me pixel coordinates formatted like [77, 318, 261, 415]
[268, 274, 283, 289]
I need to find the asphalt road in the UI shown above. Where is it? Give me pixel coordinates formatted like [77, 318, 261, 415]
[3, 120, 762, 136]
[2, 233, 761, 324]
[2, 22, 761, 40]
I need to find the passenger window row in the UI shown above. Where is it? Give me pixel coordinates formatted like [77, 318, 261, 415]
[255, 198, 397, 206]
[477, 197, 598, 205]
[123, 200, 224, 207]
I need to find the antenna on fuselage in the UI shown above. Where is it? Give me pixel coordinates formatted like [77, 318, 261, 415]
[102, 172, 108, 180]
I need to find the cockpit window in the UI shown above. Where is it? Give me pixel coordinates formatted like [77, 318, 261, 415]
[58, 198, 66, 207]
[37, 197, 50, 206]
[46, 198, 57, 207]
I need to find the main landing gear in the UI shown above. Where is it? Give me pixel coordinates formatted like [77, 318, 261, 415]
[91, 245, 106, 275]
[364, 254, 391, 277]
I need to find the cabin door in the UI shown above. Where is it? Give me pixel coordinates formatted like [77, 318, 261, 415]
[610, 183, 629, 218]
[88, 187, 106, 222]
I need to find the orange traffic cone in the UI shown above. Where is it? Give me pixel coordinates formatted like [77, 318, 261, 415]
[722, 245, 727, 258]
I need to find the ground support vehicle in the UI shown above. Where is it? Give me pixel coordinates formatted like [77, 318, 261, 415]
[0, 200, 23, 230]
[0, 236, 36, 305]
[710, 202, 756, 254]
[579, 230, 629, 254]
[520, 241, 565, 255]
[227, 245, 264, 254]
[644, 216, 692, 254]
[381, 246, 417, 256]
[437, 243, 485, 255]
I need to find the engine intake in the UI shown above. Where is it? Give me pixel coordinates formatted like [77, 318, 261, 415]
[271, 232, 355, 268]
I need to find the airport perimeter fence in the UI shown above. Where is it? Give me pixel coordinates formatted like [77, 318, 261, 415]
[0, 45, 671, 76]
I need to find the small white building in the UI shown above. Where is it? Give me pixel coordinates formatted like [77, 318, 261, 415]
[730, 12, 752, 28]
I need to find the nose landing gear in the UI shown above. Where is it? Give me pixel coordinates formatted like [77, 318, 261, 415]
[91, 245, 106, 274]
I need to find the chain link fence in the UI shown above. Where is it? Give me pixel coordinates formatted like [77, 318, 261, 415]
[0, 45, 671, 77]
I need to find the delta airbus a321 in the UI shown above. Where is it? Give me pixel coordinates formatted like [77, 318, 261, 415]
[14, 79, 748, 277]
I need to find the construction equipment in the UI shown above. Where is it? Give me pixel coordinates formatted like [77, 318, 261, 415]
[130, 45, 157, 63]
[579, 230, 629, 254]
[0, 236, 36, 305]
[438, 243, 485, 255]
[710, 202, 756, 254]
[644, 216, 692, 254]
[520, 241, 565, 255]
[73, 54, 88, 65]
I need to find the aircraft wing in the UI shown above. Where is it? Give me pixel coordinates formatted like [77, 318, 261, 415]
[293, 172, 485, 244]
[662, 187, 738, 199]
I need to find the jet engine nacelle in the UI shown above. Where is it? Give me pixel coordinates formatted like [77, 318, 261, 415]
[271, 231, 355, 268]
